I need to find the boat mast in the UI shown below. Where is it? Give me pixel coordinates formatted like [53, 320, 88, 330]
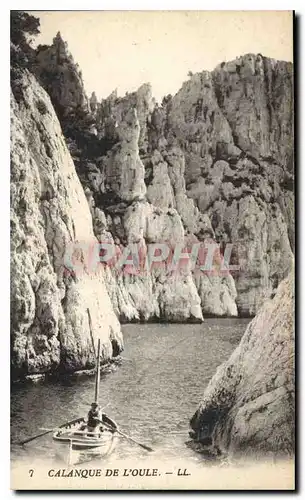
[87, 308, 97, 359]
[94, 338, 101, 404]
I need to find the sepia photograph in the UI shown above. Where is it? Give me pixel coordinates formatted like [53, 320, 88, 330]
[10, 9, 295, 490]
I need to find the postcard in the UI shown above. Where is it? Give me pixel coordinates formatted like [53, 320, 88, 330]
[10, 9, 295, 490]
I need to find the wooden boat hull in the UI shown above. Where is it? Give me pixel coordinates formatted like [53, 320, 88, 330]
[53, 415, 118, 454]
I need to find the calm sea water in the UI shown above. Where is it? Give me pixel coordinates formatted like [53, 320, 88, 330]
[11, 319, 249, 467]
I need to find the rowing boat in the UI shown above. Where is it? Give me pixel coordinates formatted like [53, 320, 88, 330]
[53, 334, 119, 462]
[53, 414, 118, 452]
[17, 313, 153, 460]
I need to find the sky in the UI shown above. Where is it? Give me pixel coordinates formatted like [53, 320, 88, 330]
[30, 11, 293, 103]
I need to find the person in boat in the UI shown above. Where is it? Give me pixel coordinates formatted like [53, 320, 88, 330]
[87, 402, 104, 433]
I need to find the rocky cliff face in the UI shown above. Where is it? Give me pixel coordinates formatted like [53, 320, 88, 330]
[190, 271, 294, 458]
[85, 91, 207, 322]
[167, 55, 294, 315]
[83, 85, 241, 321]
[33, 35, 294, 319]
[10, 68, 123, 379]
[35, 32, 90, 119]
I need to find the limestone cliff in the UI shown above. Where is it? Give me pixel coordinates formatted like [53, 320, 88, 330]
[10, 68, 123, 379]
[35, 32, 90, 119]
[167, 55, 294, 315]
[33, 35, 294, 319]
[190, 271, 295, 458]
[87, 92, 206, 322]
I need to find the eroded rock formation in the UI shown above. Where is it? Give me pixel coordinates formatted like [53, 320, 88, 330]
[10, 22, 295, 380]
[89, 94, 206, 322]
[35, 32, 90, 118]
[30, 34, 294, 319]
[190, 271, 295, 458]
[167, 55, 294, 315]
[10, 68, 123, 379]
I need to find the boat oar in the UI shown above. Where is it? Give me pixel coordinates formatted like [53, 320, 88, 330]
[16, 429, 55, 446]
[102, 422, 154, 452]
[39, 428, 59, 431]
[15, 417, 82, 446]
[116, 429, 154, 452]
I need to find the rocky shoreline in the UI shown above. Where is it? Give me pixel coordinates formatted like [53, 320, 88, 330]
[13, 356, 123, 385]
